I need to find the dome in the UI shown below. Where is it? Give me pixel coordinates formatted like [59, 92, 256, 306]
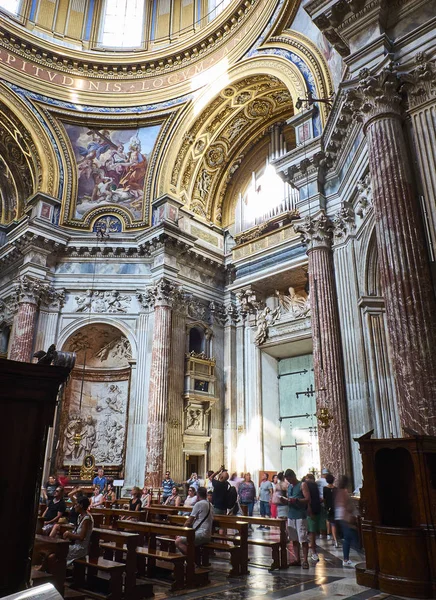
[1, 0, 239, 53]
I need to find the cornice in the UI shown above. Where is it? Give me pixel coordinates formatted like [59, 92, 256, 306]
[0, 0, 287, 103]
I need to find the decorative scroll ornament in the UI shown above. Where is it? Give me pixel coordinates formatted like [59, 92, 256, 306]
[293, 212, 333, 251]
[344, 65, 403, 128]
[254, 305, 281, 346]
[75, 290, 130, 313]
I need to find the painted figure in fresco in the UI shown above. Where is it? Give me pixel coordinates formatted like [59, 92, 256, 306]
[119, 138, 147, 198]
[78, 130, 113, 161]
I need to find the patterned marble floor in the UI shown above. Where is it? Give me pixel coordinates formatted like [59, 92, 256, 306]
[148, 533, 416, 600]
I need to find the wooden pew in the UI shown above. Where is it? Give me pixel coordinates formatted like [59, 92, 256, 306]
[218, 515, 288, 570]
[116, 520, 205, 590]
[71, 526, 126, 600]
[91, 507, 147, 529]
[92, 528, 153, 599]
[32, 535, 70, 595]
[166, 514, 249, 576]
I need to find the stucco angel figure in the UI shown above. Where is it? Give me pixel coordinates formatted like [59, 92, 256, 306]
[275, 287, 310, 318]
[254, 305, 281, 346]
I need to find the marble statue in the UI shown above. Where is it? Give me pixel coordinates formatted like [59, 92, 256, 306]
[254, 305, 281, 345]
[276, 287, 310, 318]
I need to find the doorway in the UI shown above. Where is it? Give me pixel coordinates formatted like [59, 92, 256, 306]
[185, 454, 205, 480]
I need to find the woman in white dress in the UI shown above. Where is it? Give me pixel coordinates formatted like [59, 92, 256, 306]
[63, 497, 94, 565]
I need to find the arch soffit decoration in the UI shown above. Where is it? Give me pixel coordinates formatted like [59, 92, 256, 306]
[57, 316, 138, 360]
[161, 43, 331, 226]
[0, 83, 58, 216]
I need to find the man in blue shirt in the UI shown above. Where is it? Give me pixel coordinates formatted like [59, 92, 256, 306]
[284, 469, 310, 569]
[93, 467, 107, 492]
[162, 471, 175, 503]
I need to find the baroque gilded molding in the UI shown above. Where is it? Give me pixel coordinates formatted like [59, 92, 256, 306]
[293, 211, 333, 251]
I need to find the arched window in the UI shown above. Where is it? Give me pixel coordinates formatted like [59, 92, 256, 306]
[100, 0, 145, 48]
[0, 0, 21, 15]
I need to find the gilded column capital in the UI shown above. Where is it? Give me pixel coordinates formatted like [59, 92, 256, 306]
[293, 212, 333, 252]
[345, 65, 403, 129]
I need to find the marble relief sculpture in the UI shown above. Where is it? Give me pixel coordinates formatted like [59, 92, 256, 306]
[276, 287, 311, 319]
[75, 290, 131, 313]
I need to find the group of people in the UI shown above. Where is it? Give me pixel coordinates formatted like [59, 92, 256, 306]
[39, 464, 358, 570]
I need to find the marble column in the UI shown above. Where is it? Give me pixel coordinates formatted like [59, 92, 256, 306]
[295, 213, 352, 478]
[166, 309, 186, 482]
[223, 306, 237, 472]
[347, 66, 436, 434]
[9, 276, 44, 362]
[145, 279, 177, 487]
[124, 311, 154, 488]
[235, 312, 247, 474]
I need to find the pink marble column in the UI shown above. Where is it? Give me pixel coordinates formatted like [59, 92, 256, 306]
[295, 213, 352, 478]
[9, 276, 43, 362]
[145, 279, 177, 488]
[347, 67, 436, 435]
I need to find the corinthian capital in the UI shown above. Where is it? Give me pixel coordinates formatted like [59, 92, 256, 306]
[137, 278, 183, 310]
[345, 66, 403, 128]
[41, 287, 66, 310]
[293, 212, 333, 251]
[402, 53, 436, 110]
[14, 275, 45, 305]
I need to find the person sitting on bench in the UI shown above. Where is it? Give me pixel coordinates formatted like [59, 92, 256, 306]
[42, 486, 66, 537]
[63, 496, 94, 565]
[175, 487, 213, 554]
[180, 486, 197, 515]
[164, 486, 181, 507]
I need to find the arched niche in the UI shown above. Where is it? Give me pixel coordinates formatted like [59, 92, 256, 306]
[57, 322, 133, 477]
[186, 321, 213, 357]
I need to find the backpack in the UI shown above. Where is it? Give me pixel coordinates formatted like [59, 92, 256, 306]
[226, 483, 238, 509]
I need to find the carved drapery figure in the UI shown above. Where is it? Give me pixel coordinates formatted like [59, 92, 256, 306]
[254, 305, 280, 346]
[276, 287, 310, 318]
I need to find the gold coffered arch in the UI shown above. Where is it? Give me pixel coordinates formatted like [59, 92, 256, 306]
[160, 46, 331, 225]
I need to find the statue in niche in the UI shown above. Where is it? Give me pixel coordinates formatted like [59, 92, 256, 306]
[187, 409, 202, 430]
[275, 287, 310, 319]
[254, 305, 281, 346]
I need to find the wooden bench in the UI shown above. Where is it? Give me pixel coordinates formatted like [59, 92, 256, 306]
[72, 557, 125, 600]
[116, 519, 207, 589]
[218, 515, 288, 570]
[32, 534, 70, 594]
[91, 507, 147, 529]
[92, 528, 153, 599]
[166, 514, 249, 575]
